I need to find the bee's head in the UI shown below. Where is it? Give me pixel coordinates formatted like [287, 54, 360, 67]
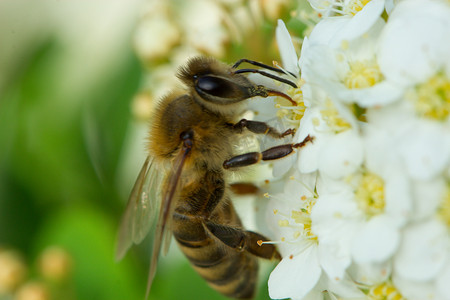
[177, 56, 255, 112]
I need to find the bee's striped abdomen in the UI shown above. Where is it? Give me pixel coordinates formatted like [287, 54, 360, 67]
[173, 211, 258, 299]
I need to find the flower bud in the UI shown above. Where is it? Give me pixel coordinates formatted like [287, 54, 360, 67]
[15, 282, 50, 300]
[38, 247, 72, 282]
[0, 249, 27, 294]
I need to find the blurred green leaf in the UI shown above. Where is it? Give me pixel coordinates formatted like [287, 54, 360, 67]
[33, 203, 143, 300]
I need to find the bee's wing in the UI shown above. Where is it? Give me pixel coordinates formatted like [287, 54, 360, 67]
[115, 156, 163, 261]
[145, 145, 191, 298]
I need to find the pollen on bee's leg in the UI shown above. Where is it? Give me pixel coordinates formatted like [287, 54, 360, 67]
[272, 61, 297, 80]
[257, 239, 277, 247]
[257, 239, 283, 246]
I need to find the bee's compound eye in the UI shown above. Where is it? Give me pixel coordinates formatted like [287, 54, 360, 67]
[196, 76, 233, 98]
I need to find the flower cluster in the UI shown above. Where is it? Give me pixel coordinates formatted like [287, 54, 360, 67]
[262, 0, 450, 299]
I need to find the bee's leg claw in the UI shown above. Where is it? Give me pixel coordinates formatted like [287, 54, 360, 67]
[280, 128, 296, 138]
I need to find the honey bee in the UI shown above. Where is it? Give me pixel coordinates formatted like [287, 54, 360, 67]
[116, 56, 313, 299]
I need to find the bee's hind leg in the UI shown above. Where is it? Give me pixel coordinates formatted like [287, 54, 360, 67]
[204, 222, 281, 260]
[223, 135, 313, 169]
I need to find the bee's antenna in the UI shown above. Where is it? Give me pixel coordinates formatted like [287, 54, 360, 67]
[234, 68, 298, 89]
[232, 58, 297, 78]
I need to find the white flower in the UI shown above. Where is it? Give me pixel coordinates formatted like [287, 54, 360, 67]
[266, 171, 364, 300]
[263, 1, 450, 299]
[266, 171, 321, 299]
[301, 16, 405, 108]
[180, 0, 229, 57]
[317, 165, 411, 264]
[134, 5, 180, 61]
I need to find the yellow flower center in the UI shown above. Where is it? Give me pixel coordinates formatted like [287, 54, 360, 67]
[407, 73, 450, 121]
[438, 182, 450, 228]
[276, 83, 307, 126]
[292, 197, 317, 241]
[319, 99, 352, 133]
[344, 59, 382, 89]
[368, 282, 405, 300]
[355, 172, 385, 217]
[344, 0, 372, 16]
[273, 192, 317, 242]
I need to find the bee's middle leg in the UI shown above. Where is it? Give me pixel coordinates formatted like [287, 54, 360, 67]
[223, 134, 314, 169]
[204, 221, 281, 260]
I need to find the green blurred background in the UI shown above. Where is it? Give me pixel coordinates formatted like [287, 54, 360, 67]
[0, 1, 307, 299]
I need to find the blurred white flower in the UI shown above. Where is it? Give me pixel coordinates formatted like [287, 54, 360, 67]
[307, 0, 385, 18]
[377, 0, 450, 89]
[134, 6, 180, 62]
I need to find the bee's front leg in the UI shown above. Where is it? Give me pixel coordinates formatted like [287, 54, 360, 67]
[204, 222, 281, 260]
[229, 119, 295, 138]
[223, 135, 314, 169]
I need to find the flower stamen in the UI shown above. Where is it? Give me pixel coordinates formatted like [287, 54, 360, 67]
[320, 99, 352, 133]
[367, 281, 405, 300]
[343, 0, 372, 16]
[407, 73, 450, 121]
[344, 59, 382, 89]
[354, 172, 385, 218]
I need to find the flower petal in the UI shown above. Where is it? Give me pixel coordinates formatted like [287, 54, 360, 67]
[378, 0, 450, 86]
[268, 246, 321, 299]
[398, 121, 450, 180]
[351, 215, 400, 263]
[330, 0, 385, 47]
[318, 129, 363, 179]
[394, 219, 448, 281]
[276, 19, 299, 74]
[436, 262, 450, 300]
[318, 242, 352, 281]
[393, 274, 437, 300]
[383, 167, 412, 225]
[411, 178, 445, 220]
[296, 107, 331, 173]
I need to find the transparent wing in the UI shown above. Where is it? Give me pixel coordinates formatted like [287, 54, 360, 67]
[145, 145, 191, 298]
[115, 156, 164, 261]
